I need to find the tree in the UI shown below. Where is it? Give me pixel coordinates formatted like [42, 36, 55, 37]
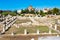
[2, 12, 8, 16]
[29, 10, 35, 14]
[47, 10, 52, 14]
[13, 10, 17, 13]
[25, 9, 29, 13]
[21, 9, 23, 14]
[21, 8, 35, 14]
[0, 10, 3, 13]
[9, 12, 17, 16]
[21, 9, 29, 14]
[52, 8, 60, 15]
[40, 10, 46, 16]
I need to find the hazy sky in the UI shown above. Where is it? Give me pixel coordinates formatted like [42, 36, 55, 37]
[0, 0, 60, 10]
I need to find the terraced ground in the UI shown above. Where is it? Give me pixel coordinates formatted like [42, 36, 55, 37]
[5, 17, 57, 34]
[0, 17, 60, 40]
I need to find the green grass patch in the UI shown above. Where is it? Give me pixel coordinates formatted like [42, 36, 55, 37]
[5, 26, 57, 34]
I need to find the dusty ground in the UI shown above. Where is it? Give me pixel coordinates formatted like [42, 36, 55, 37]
[0, 35, 38, 40]
[0, 34, 60, 40]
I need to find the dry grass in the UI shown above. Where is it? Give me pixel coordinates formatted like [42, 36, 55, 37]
[5, 26, 57, 34]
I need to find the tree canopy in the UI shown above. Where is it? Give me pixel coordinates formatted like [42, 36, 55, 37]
[0, 7, 60, 16]
[52, 8, 60, 15]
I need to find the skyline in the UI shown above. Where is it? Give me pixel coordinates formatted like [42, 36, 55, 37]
[0, 0, 60, 10]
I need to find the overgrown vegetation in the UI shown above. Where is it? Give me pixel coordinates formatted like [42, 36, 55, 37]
[0, 8, 60, 16]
